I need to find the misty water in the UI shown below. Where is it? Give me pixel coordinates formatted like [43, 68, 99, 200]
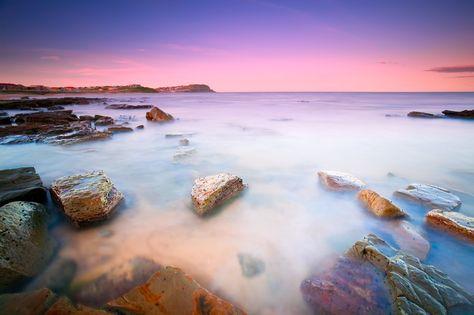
[1, 92, 474, 314]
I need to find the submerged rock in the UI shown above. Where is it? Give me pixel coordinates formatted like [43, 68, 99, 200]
[442, 109, 474, 119]
[50, 170, 123, 225]
[173, 147, 196, 161]
[25, 258, 77, 293]
[135, 124, 144, 129]
[0, 201, 54, 291]
[191, 173, 245, 215]
[426, 209, 474, 240]
[0, 167, 47, 206]
[237, 253, 265, 278]
[396, 183, 461, 210]
[0, 288, 57, 315]
[94, 115, 114, 126]
[107, 125, 133, 133]
[46, 296, 111, 314]
[179, 138, 190, 146]
[105, 104, 153, 110]
[47, 105, 65, 111]
[317, 170, 365, 191]
[0, 111, 7, 116]
[145, 106, 174, 121]
[358, 189, 406, 218]
[107, 266, 246, 315]
[392, 221, 430, 260]
[407, 111, 442, 118]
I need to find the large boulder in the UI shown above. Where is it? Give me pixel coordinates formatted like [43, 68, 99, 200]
[145, 106, 174, 121]
[426, 209, 473, 240]
[317, 170, 365, 191]
[191, 173, 245, 215]
[442, 109, 474, 119]
[0, 167, 47, 206]
[358, 189, 406, 218]
[396, 183, 461, 210]
[50, 171, 123, 225]
[0, 201, 54, 292]
[107, 266, 246, 315]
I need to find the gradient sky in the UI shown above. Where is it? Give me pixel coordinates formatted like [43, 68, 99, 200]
[1, 0, 473, 92]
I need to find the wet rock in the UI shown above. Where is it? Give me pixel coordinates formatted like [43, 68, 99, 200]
[94, 115, 114, 126]
[145, 106, 174, 121]
[0, 288, 57, 315]
[47, 105, 65, 111]
[165, 132, 195, 138]
[79, 115, 94, 121]
[173, 147, 196, 161]
[396, 183, 461, 210]
[73, 257, 160, 307]
[191, 173, 245, 215]
[0, 167, 47, 206]
[237, 253, 265, 278]
[442, 109, 474, 119]
[0, 111, 7, 116]
[349, 234, 474, 314]
[0, 116, 11, 125]
[301, 257, 391, 315]
[407, 111, 442, 118]
[358, 189, 407, 218]
[25, 258, 77, 293]
[107, 266, 246, 315]
[105, 104, 153, 110]
[180, 138, 190, 146]
[42, 121, 111, 145]
[0, 201, 54, 291]
[46, 296, 112, 314]
[317, 170, 365, 191]
[0, 97, 103, 110]
[50, 170, 123, 225]
[14, 110, 78, 125]
[392, 221, 430, 260]
[135, 124, 144, 129]
[107, 125, 133, 133]
[426, 209, 474, 240]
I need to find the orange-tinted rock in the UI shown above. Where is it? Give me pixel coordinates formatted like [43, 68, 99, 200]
[426, 209, 474, 240]
[358, 189, 406, 218]
[0, 288, 57, 315]
[45, 297, 111, 315]
[145, 107, 174, 122]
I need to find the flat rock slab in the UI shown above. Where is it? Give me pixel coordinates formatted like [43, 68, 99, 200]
[0, 167, 47, 206]
[50, 170, 123, 225]
[105, 104, 153, 109]
[358, 189, 407, 218]
[107, 266, 246, 315]
[392, 221, 430, 260]
[396, 183, 461, 210]
[191, 173, 245, 215]
[0, 288, 57, 315]
[0, 97, 103, 110]
[0, 201, 54, 291]
[145, 106, 174, 121]
[318, 170, 365, 191]
[426, 209, 474, 240]
[407, 111, 442, 118]
[107, 125, 133, 133]
[442, 109, 474, 119]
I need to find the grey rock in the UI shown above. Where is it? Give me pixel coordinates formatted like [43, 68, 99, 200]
[237, 253, 265, 278]
[396, 183, 461, 210]
[0, 167, 47, 206]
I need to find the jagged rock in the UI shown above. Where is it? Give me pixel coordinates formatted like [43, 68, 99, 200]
[0, 202, 54, 291]
[191, 173, 245, 215]
[358, 189, 406, 218]
[72, 257, 160, 307]
[105, 104, 153, 110]
[46, 296, 111, 314]
[426, 209, 474, 240]
[145, 106, 174, 121]
[237, 253, 265, 278]
[25, 258, 77, 293]
[94, 115, 114, 126]
[14, 110, 78, 124]
[407, 111, 442, 118]
[0, 97, 103, 110]
[392, 221, 430, 260]
[0, 288, 57, 315]
[396, 183, 461, 210]
[317, 170, 365, 191]
[107, 125, 133, 133]
[50, 170, 123, 225]
[0, 167, 47, 206]
[442, 109, 474, 119]
[180, 138, 190, 146]
[107, 266, 246, 315]
[173, 147, 196, 161]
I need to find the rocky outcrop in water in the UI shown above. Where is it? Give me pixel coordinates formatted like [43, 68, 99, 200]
[318, 170, 365, 191]
[426, 209, 474, 240]
[191, 173, 245, 215]
[173, 147, 196, 161]
[358, 189, 406, 218]
[107, 125, 133, 133]
[407, 111, 442, 118]
[0, 201, 54, 292]
[50, 170, 123, 225]
[105, 104, 153, 110]
[94, 115, 114, 126]
[442, 109, 474, 119]
[179, 138, 190, 146]
[145, 106, 174, 122]
[0, 167, 47, 206]
[0, 97, 103, 110]
[237, 253, 265, 278]
[107, 266, 246, 314]
[46, 296, 111, 314]
[396, 183, 461, 210]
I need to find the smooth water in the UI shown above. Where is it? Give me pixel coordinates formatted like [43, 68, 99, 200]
[1, 92, 474, 314]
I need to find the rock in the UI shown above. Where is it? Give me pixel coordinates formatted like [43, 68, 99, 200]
[107, 266, 246, 314]
[173, 147, 196, 161]
[0, 288, 57, 315]
[46, 296, 111, 314]
[14, 110, 78, 125]
[145, 106, 174, 121]
[94, 115, 114, 126]
[105, 104, 153, 110]
[47, 105, 65, 111]
[426, 209, 474, 240]
[0, 97, 103, 110]
[392, 221, 430, 260]
[349, 234, 474, 314]
[396, 183, 461, 210]
[0, 167, 47, 206]
[0, 116, 11, 125]
[50, 170, 123, 225]
[180, 138, 190, 146]
[165, 132, 195, 138]
[407, 111, 442, 118]
[317, 170, 365, 191]
[79, 115, 94, 121]
[135, 125, 144, 129]
[301, 257, 391, 314]
[0, 111, 7, 116]
[42, 121, 111, 145]
[191, 173, 245, 215]
[442, 109, 474, 119]
[106, 125, 133, 133]
[25, 258, 77, 293]
[0, 201, 54, 291]
[358, 189, 407, 218]
[237, 253, 265, 278]
[73, 257, 160, 307]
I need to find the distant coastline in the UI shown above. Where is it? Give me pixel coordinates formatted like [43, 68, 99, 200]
[0, 83, 215, 94]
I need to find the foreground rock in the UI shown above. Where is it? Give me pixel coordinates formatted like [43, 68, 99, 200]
[26, 258, 77, 293]
[191, 173, 245, 215]
[426, 209, 474, 240]
[94, 115, 114, 125]
[0, 97, 103, 110]
[50, 170, 123, 225]
[392, 221, 430, 260]
[358, 189, 406, 218]
[105, 104, 153, 110]
[442, 109, 474, 119]
[46, 296, 111, 314]
[107, 266, 246, 314]
[317, 170, 365, 191]
[237, 253, 265, 278]
[0, 167, 47, 206]
[396, 183, 461, 210]
[145, 106, 174, 121]
[350, 234, 474, 314]
[407, 111, 442, 118]
[0, 201, 54, 291]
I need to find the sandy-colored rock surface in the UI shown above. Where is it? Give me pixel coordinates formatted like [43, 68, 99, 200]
[145, 106, 174, 121]
[426, 209, 474, 240]
[318, 170, 365, 191]
[358, 189, 406, 218]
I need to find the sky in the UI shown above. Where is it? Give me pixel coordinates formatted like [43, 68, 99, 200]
[0, 0, 473, 92]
